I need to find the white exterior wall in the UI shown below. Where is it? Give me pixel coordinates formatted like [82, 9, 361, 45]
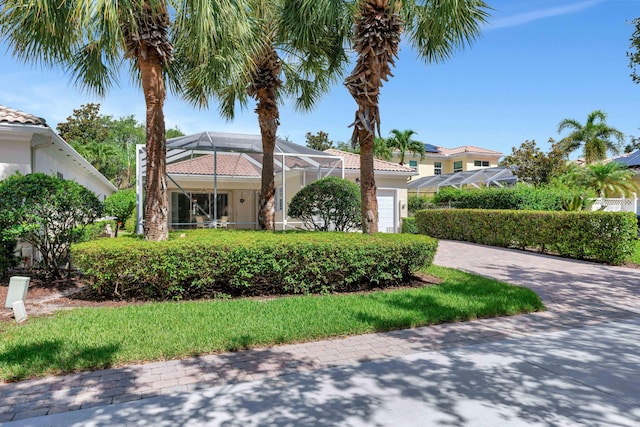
[0, 132, 32, 179]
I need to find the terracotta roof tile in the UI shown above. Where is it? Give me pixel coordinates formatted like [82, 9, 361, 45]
[324, 149, 416, 173]
[167, 153, 262, 177]
[0, 105, 47, 126]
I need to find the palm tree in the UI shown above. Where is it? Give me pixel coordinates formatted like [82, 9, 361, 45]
[557, 110, 625, 165]
[182, 0, 349, 230]
[386, 129, 424, 165]
[570, 162, 637, 198]
[344, 0, 490, 233]
[0, 0, 254, 241]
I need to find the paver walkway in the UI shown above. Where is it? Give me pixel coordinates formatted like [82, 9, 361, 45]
[1, 240, 639, 424]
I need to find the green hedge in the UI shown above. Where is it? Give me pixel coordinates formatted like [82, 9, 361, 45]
[415, 209, 636, 265]
[431, 186, 584, 211]
[72, 230, 438, 300]
[401, 217, 417, 234]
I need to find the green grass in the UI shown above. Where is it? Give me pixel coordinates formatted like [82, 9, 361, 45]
[630, 240, 640, 265]
[0, 265, 544, 382]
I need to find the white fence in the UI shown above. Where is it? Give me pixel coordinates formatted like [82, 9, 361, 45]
[589, 194, 638, 214]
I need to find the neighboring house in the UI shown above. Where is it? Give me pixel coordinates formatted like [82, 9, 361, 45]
[0, 105, 116, 200]
[397, 144, 502, 179]
[138, 132, 415, 233]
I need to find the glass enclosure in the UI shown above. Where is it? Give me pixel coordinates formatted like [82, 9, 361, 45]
[170, 192, 229, 228]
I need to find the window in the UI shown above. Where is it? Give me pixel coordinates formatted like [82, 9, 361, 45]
[409, 160, 418, 171]
[453, 161, 463, 173]
[434, 162, 442, 175]
[474, 160, 490, 167]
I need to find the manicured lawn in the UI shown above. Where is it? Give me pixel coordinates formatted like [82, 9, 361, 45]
[0, 265, 544, 382]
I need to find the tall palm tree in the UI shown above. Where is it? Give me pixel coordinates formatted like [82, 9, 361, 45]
[344, 0, 490, 233]
[557, 110, 625, 165]
[182, 0, 349, 230]
[570, 162, 637, 198]
[386, 129, 424, 165]
[0, 0, 254, 241]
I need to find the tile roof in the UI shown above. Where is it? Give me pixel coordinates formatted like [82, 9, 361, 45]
[324, 149, 416, 173]
[167, 153, 262, 177]
[0, 105, 47, 126]
[435, 145, 502, 156]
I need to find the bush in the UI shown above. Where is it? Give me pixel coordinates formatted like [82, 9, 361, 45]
[415, 209, 636, 265]
[401, 217, 417, 234]
[74, 220, 118, 243]
[289, 177, 361, 231]
[408, 195, 436, 214]
[123, 211, 137, 233]
[0, 239, 18, 279]
[432, 185, 583, 211]
[0, 173, 102, 279]
[72, 230, 438, 300]
[103, 188, 136, 235]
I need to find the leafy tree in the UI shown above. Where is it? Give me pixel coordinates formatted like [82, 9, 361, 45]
[557, 110, 624, 164]
[182, 0, 349, 231]
[0, 173, 101, 279]
[386, 129, 424, 165]
[343, 0, 489, 233]
[1, 0, 255, 241]
[289, 177, 361, 231]
[628, 17, 640, 84]
[624, 135, 640, 153]
[103, 189, 137, 236]
[305, 131, 334, 151]
[56, 103, 111, 145]
[335, 137, 393, 161]
[565, 162, 638, 198]
[500, 139, 569, 186]
[166, 127, 185, 140]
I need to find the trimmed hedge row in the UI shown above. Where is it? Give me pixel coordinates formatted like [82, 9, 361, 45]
[72, 230, 438, 300]
[415, 209, 636, 265]
[431, 186, 584, 211]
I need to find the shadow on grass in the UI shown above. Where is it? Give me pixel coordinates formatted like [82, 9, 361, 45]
[353, 279, 544, 332]
[0, 340, 120, 382]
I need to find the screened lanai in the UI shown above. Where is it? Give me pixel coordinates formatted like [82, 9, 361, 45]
[136, 132, 344, 231]
[407, 166, 517, 195]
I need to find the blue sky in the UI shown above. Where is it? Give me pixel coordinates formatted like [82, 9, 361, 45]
[1, 0, 639, 158]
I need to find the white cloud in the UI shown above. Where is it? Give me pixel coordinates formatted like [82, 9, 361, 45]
[488, 0, 605, 30]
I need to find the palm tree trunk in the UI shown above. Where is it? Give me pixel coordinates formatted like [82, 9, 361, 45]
[345, 0, 402, 234]
[250, 47, 282, 231]
[139, 54, 168, 241]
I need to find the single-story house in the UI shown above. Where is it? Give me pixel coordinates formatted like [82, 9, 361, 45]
[0, 105, 116, 200]
[136, 132, 416, 233]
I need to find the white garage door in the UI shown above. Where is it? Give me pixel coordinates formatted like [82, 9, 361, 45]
[377, 191, 396, 233]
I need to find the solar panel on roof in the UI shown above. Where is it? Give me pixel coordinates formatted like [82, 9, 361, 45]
[613, 150, 640, 167]
[423, 143, 440, 153]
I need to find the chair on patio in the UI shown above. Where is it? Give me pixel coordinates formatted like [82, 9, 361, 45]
[195, 215, 206, 228]
[217, 216, 229, 229]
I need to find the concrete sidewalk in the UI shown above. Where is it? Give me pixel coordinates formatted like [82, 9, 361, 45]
[1, 241, 639, 425]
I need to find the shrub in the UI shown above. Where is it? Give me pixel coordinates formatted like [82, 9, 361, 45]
[103, 188, 136, 235]
[415, 209, 636, 265]
[0, 173, 102, 279]
[123, 210, 137, 233]
[74, 220, 118, 243]
[432, 185, 583, 211]
[408, 195, 436, 214]
[72, 230, 438, 300]
[0, 239, 18, 279]
[289, 177, 361, 231]
[401, 217, 417, 234]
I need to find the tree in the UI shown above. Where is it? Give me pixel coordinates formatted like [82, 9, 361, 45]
[56, 103, 111, 145]
[628, 17, 640, 84]
[1, 0, 254, 241]
[343, 0, 490, 233]
[182, 0, 349, 231]
[624, 134, 640, 153]
[289, 177, 361, 231]
[305, 131, 334, 151]
[500, 139, 569, 186]
[565, 162, 637, 198]
[0, 173, 101, 279]
[103, 188, 137, 236]
[557, 110, 624, 164]
[386, 129, 424, 165]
